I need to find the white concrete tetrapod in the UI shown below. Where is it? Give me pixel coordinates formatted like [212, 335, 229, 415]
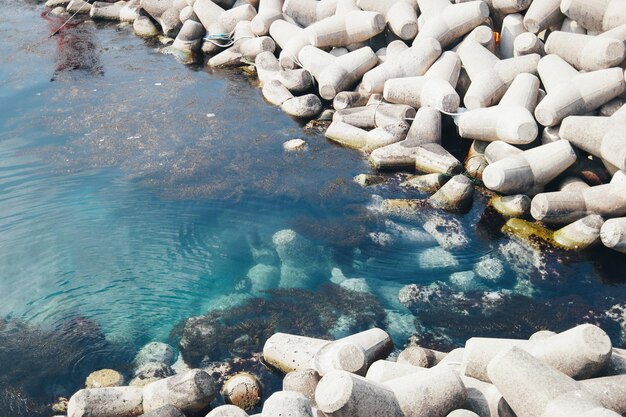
[544, 31, 626, 71]
[361, 36, 442, 94]
[513, 32, 545, 57]
[282, 0, 337, 27]
[307, 10, 386, 49]
[458, 40, 540, 109]
[463, 324, 613, 383]
[357, 0, 419, 40]
[299, 46, 379, 100]
[250, 0, 283, 36]
[531, 182, 626, 224]
[269, 19, 311, 69]
[451, 25, 496, 54]
[523, 0, 564, 34]
[560, 0, 626, 32]
[559, 104, 626, 172]
[534, 54, 626, 127]
[458, 73, 539, 145]
[383, 51, 461, 113]
[600, 217, 626, 253]
[326, 120, 410, 152]
[487, 346, 621, 417]
[383, 366, 468, 417]
[369, 107, 461, 175]
[499, 13, 526, 59]
[209, 21, 275, 67]
[413, 0, 490, 48]
[482, 140, 577, 194]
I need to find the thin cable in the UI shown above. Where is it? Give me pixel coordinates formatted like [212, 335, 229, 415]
[48, 2, 89, 38]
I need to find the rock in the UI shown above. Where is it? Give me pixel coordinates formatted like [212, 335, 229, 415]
[85, 369, 124, 388]
[246, 263, 280, 293]
[143, 369, 216, 414]
[449, 271, 489, 293]
[339, 278, 371, 294]
[221, 372, 262, 410]
[135, 342, 176, 367]
[283, 139, 308, 151]
[473, 256, 505, 282]
[179, 316, 220, 365]
[422, 214, 470, 250]
[354, 174, 385, 187]
[272, 229, 329, 288]
[417, 247, 459, 270]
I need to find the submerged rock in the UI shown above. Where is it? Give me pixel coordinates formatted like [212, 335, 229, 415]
[417, 247, 459, 270]
[134, 342, 176, 367]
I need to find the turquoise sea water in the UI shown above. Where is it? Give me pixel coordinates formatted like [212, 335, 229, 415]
[1, 2, 625, 415]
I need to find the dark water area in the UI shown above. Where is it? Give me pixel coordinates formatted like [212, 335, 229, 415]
[1, 1, 625, 416]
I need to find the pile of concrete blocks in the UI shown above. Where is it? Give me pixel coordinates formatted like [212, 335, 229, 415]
[254, 324, 626, 417]
[44, 0, 626, 253]
[59, 325, 626, 417]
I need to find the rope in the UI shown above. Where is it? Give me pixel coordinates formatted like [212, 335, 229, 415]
[48, 1, 89, 38]
[203, 28, 257, 48]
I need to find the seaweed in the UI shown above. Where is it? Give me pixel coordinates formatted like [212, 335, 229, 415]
[172, 284, 387, 367]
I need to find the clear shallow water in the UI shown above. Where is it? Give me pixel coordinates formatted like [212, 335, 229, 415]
[1, 1, 626, 415]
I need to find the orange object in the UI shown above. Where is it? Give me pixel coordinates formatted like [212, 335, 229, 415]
[494, 31, 501, 45]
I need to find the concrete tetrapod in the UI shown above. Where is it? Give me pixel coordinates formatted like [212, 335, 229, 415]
[487, 346, 622, 417]
[261, 80, 322, 119]
[413, 0, 490, 48]
[499, 13, 526, 59]
[458, 73, 540, 145]
[383, 51, 461, 113]
[534, 54, 626, 127]
[356, 0, 419, 41]
[458, 40, 540, 109]
[142, 370, 216, 414]
[282, 0, 337, 28]
[530, 182, 626, 224]
[503, 214, 605, 251]
[67, 386, 143, 417]
[361, 36, 442, 94]
[383, 366, 468, 417]
[600, 217, 626, 253]
[451, 25, 496, 55]
[560, 0, 626, 32]
[490, 0, 532, 14]
[461, 323, 613, 383]
[482, 140, 577, 194]
[523, 0, 563, 34]
[513, 32, 545, 57]
[283, 369, 321, 406]
[306, 11, 386, 49]
[315, 371, 405, 417]
[544, 31, 626, 71]
[298, 46, 379, 100]
[370, 107, 462, 175]
[250, 0, 283, 36]
[332, 102, 415, 129]
[263, 329, 392, 374]
[325, 120, 410, 152]
[206, 405, 249, 417]
[559, 104, 626, 172]
[269, 19, 311, 69]
[262, 391, 314, 417]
